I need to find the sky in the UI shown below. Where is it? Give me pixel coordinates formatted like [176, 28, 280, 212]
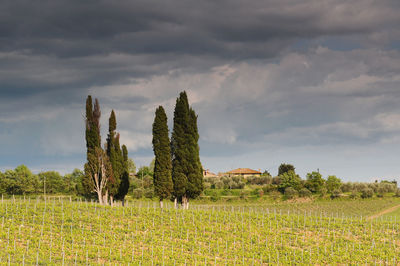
[1, 0, 400, 182]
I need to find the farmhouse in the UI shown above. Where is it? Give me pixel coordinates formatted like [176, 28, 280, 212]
[225, 168, 262, 178]
[203, 169, 217, 178]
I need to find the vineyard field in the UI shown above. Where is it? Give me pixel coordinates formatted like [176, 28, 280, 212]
[1, 197, 400, 264]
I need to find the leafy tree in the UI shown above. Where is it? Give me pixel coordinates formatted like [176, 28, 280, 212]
[278, 170, 301, 193]
[305, 171, 325, 193]
[64, 169, 84, 195]
[127, 158, 136, 174]
[278, 163, 295, 176]
[326, 175, 342, 193]
[38, 171, 63, 194]
[2, 165, 39, 195]
[137, 166, 153, 177]
[152, 106, 173, 208]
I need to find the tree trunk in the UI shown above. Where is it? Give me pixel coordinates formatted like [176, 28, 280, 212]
[174, 198, 178, 209]
[182, 195, 189, 210]
[122, 198, 125, 207]
[110, 195, 114, 207]
[97, 190, 103, 205]
[103, 190, 109, 205]
[160, 200, 163, 209]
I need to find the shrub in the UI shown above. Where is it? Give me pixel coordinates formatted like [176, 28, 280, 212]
[144, 189, 154, 199]
[284, 187, 298, 200]
[299, 188, 312, 198]
[394, 189, 400, 197]
[246, 175, 272, 185]
[330, 189, 342, 199]
[270, 191, 281, 201]
[361, 188, 373, 198]
[209, 191, 220, 202]
[349, 190, 358, 199]
[132, 188, 143, 199]
[341, 182, 353, 193]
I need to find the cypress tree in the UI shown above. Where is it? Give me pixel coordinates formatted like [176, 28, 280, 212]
[152, 106, 173, 208]
[171, 91, 203, 208]
[106, 110, 123, 205]
[83, 96, 111, 204]
[171, 92, 190, 206]
[116, 145, 130, 206]
[186, 107, 203, 199]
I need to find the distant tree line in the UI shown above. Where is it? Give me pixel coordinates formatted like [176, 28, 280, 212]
[0, 165, 84, 195]
[204, 163, 399, 200]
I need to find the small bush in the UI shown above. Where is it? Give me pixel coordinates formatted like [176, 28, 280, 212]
[330, 189, 342, 199]
[361, 188, 373, 198]
[132, 188, 143, 199]
[299, 188, 312, 198]
[394, 189, 400, 197]
[284, 187, 298, 200]
[269, 191, 281, 201]
[349, 191, 358, 199]
[144, 189, 154, 199]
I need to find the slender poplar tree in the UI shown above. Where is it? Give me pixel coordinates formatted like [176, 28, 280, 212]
[152, 106, 173, 208]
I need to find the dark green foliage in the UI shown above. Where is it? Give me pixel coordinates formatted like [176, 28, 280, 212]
[152, 106, 173, 201]
[116, 145, 130, 202]
[106, 110, 129, 202]
[83, 96, 102, 198]
[305, 171, 325, 193]
[171, 92, 189, 201]
[278, 170, 301, 193]
[186, 108, 203, 199]
[171, 91, 203, 203]
[278, 163, 295, 176]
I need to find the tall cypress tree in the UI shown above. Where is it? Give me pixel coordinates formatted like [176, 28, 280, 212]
[171, 91, 203, 208]
[186, 107, 203, 199]
[171, 92, 190, 206]
[152, 106, 173, 208]
[116, 145, 130, 206]
[106, 110, 123, 205]
[83, 96, 112, 204]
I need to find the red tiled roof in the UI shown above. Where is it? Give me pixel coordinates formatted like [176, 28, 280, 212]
[226, 168, 261, 174]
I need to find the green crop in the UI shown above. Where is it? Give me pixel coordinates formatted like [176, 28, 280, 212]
[0, 197, 399, 264]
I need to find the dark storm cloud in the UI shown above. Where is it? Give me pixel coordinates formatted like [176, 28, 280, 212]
[0, 0, 399, 94]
